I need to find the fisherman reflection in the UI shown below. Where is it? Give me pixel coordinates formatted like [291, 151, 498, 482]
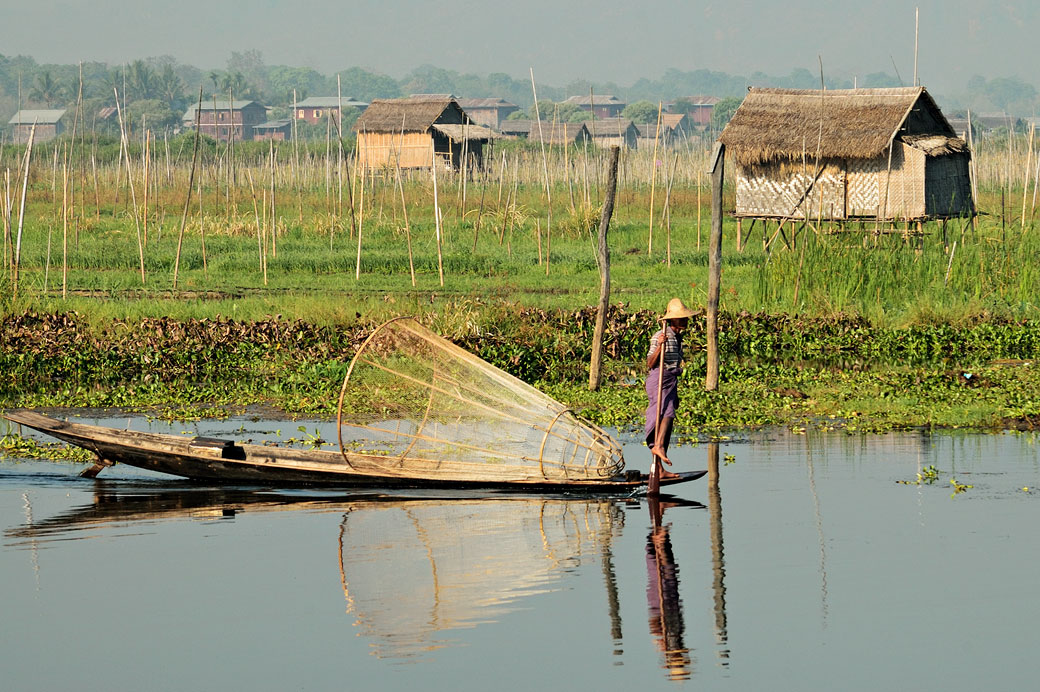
[645, 496, 691, 681]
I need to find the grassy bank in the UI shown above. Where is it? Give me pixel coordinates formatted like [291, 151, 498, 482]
[2, 140, 1039, 444]
[1, 308, 1037, 438]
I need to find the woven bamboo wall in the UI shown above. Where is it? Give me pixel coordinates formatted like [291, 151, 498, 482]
[879, 143, 926, 219]
[735, 161, 847, 219]
[735, 142, 962, 221]
[357, 132, 434, 170]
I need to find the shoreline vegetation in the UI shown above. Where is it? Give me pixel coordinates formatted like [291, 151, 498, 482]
[2, 134, 1039, 457]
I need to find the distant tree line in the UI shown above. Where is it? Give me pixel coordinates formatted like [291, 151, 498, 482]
[1, 51, 1037, 140]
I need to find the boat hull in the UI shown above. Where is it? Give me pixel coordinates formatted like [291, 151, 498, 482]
[4, 411, 706, 492]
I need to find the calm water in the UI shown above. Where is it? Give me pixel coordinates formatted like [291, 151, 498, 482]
[2, 415, 1039, 691]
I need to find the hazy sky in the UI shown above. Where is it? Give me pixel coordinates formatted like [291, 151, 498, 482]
[2, 0, 1036, 92]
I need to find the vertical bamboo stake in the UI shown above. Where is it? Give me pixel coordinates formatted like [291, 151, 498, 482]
[647, 102, 663, 255]
[269, 139, 277, 258]
[393, 144, 415, 287]
[529, 68, 552, 259]
[3, 169, 10, 272]
[705, 142, 725, 392]
[589, 146, 620, 391]
[143, 128, 150, 245]
[173, 88, 204, 290]
[536, 219, 542, 264]
[662, 152, 679, 268]
[431, 140, 444, 286]
[355, 144, 366, 280]
[1022, 123, 1034, 232]
[113, 89, 146, 285]
[697, 167, 703, 250]
[325, 112, 333, 212]
[13, 122, 36, 301]
[337, 75, 344, 223]
[62, 161, 68, 298]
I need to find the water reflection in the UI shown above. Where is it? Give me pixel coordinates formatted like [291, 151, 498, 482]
[335, 496, 625, 660]
[706, 442, 730, 665]
[646, 495, 691, 680]
[4, 476, 728, 671]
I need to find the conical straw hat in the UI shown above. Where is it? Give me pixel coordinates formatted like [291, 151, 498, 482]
[662, 298, 695, 320]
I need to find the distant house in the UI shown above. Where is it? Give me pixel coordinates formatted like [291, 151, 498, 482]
[672, 96, 719, 128]
[583, 118, 639, 149]
[661, 113, 693, 138]
[253, 119, 292, 141]
[353, 96, 497, 171]
[718, 87, 974, 221]
[292, 96, 369, 125]
[498, 120, 590, 145]
[455, 98, 519, 130]
[636, 123, 674, 150]
[563, 94, 626, 119]
[182, 100, 267, 142]
[7, 110, 66, 144]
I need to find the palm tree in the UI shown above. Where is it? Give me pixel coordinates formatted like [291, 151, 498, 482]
[127, 60, 157, 101]
[157, 65, 185, 107]
[29, 70, 66, 107]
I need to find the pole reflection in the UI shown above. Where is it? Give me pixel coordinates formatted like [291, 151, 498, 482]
[707, 441, 730, 664]
[646, 495, 692, 681]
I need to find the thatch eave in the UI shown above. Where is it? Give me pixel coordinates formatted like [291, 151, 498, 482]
[719, 86, 959, 167]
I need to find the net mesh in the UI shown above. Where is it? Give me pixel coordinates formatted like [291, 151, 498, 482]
[336, 317, 624, 483]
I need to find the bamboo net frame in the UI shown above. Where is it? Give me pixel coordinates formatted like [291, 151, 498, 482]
[336, 317, 624, 482]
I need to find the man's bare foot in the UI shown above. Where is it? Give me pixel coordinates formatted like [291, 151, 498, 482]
[650, 446, 671, 465]
[659, 470, 681, 480]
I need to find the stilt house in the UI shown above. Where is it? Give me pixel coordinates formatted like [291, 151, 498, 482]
[718, 87, 974, 221]
[353, 96, 495, 171]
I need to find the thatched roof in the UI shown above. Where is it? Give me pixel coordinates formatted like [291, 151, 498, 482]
[431, 123, 499, 141]
[719, 87, 959, 166]
[583, 118, 637, 137]
[353, 97, 468, 133]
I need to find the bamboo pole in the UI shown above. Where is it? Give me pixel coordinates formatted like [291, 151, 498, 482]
[113, 88, 146, 284]
[13, 121, 36, 301]
[355, 139, 367, 280]
[647, 102, 662, 255]
[3, 169, 10, 273]
[662, 151, 679, 268]
[173, 88, 204, 290]
[61, 161, 68, 298]
[337, 75, 344, 224]
[432, 140, 444, 286]
[1022, 123, 1034, 232]
[706, 142, 724, 392]
[392, 141, 416, 287]
[530, 68, 553, 261]
[589, 146, 620, 391]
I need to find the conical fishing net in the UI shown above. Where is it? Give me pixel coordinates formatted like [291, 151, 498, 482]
[336, 317, 624, 483]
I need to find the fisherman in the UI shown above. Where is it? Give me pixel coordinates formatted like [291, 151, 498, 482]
[644, 297, 695, 482]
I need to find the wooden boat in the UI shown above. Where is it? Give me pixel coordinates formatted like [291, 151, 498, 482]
[3, 410, 706, 491]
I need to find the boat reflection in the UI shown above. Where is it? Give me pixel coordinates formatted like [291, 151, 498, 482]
[6, 474, 729, 670]
[6, 483, 628, 661]
[336, 496, 625, 659]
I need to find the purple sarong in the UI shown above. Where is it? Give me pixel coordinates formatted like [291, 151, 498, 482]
[644, 367, 679, 444]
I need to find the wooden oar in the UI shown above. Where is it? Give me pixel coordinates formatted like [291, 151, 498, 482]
[649, 319, 667, 495]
